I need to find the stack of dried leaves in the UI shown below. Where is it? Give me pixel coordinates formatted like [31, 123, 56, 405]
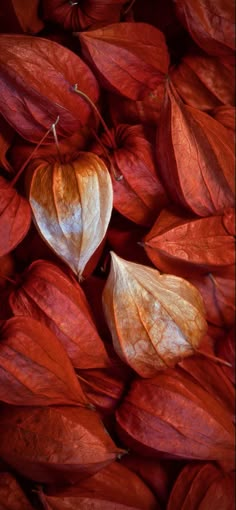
[0, 1, 235, 509]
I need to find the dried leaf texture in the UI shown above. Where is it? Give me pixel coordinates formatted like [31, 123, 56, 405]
[174, 0, 234, 56]
[0, 316, 88, 406]
[0, 472, 34, 510]
[42, 0, 127, 31]
[156, 83, 234, 216]
[29, 153, 113, 278]
[0, 176, 31, 257]
[79, 23, 169, 100]
[0, 35, 99, 142]
[116, 370, 235, 465]
[0, 0, 44, 34]
[144, 208, 235, 276]
[103, 253, 207, 377]
[92, 124, 168, 226]
[10, 260, 110, 369]
[43, 462, 159, 510]
[170, 53, 235, 110]
[0, 406, 123, 484]
[0, 114, 14, 173]
[167, 463, 234, 510]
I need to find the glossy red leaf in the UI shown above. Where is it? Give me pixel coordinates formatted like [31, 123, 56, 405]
[174, 0, 234, 56]
[0, 35, 99, 142]
[93, 124, 168, 226]
[0, 0, 44, 34]
[0, 472, 34, 510]
[0, 316, 88, 406]
[167, 463, 234, 510]
[0, 176, 31, 257]
[0, 405, 123, 484]
[116, 369, 235, 465]
[170, 53, 235, 110]
[79, 23, 169, 100]
[42, 462, 159, 510]
[42, 0, 127, 31]
[156, 83, 234, 216]
[10, 260, 110, 369]
[144, 208, 235, 276]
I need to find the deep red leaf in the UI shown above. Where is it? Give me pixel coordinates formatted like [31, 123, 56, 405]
[0, 472, 34, 510]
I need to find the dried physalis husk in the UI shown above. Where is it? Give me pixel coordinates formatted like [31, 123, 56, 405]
[102, 253, 207, 377]
[28, 152, 113, 278]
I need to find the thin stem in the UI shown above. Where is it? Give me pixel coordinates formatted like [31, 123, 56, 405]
[73, 84, 117, 149]
[195, 348, 232, 368]
[91, 128, 123, 181]
[10, 117, 59, 187]
[0, 274, 17, 285]
[51, 117, 63, 163]
[123, 0, 136, 15]
[69, 1, 79, 5]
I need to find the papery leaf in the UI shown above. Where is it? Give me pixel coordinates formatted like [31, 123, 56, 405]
[170, 53, 235, 110]
[0, 472, 34, 510]
[189, 269, 235, 327]
[28, 153, 113, 278]
[167, 463, 234, 510]
[108, 89, 165, 127]
[0, 114, 14, 173]
[42, 462, 159, 510]
[157, 82, 234, 216]
[93, 124, 168, 226]
[174, 0, 234, 56]
[0, 405, 123, 484]
[211, 105, 235, 135]
[216, 328, 235, 384]
[42, 0, 127, 31]
[144, 208, 235, 276]
[79, 23, 169, 100]
[9, 259, 110, 369]
[0, 35, 99, 142]
[77, 368, 125, 416]
[0, 254, 15, 289]
[0, 316, 88, 406]
[116, 369, 235, 464]
[0, 0, 44, 34]
[0, 176, 31, 257]
[103, 253, 207, 377]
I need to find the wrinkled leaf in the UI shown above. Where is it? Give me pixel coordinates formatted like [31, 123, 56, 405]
[0, 472, 34, 510]
[0, 316, 88, 406]
[42, 462, 159, 510]
[103, 253, 207, 377]
[216, 327, 235, 384]
[0, 405, 123, 484]
[93, 124, 168, 226]
[174, 0, 234, 56]
[144, 208, 235, 276]
[79, 23, 169, 100]
[0, 35, 99, 142]
[10, 259, 110, 369]
[167, 463, 234, 510]
[28, 153, 113, 278]
[0, 176, 31, 257]
[116, 369, 235, 465]
[156, 82, 234, 216]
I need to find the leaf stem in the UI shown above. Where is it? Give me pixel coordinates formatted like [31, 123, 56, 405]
[195, 348, 232, 368]
[10, 117, 59, 187]
[73, 84, 117, 149]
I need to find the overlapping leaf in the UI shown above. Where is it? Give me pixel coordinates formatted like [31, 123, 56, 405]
[0, 0, 44, 34]
[174, 0, 234, 56]
[156, 82, 234, 216]
[103, 253, 207, 377]
[0, 405, 124, 484]
[28, 153, 113, 278]
[116, 369, 235, 465]
[143, 208, 235, 276]
[10, 260, 110, 369]
[79, 23, 169, 100]
[0, 176, 31, 257]
[0, 472, 34, 510]
[0, 35, 99, 142]
[93, 124, 168, 226]
[167, 463, 234, 510]
[42, 462, 159, 510]
[0, 316, 88, 406]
